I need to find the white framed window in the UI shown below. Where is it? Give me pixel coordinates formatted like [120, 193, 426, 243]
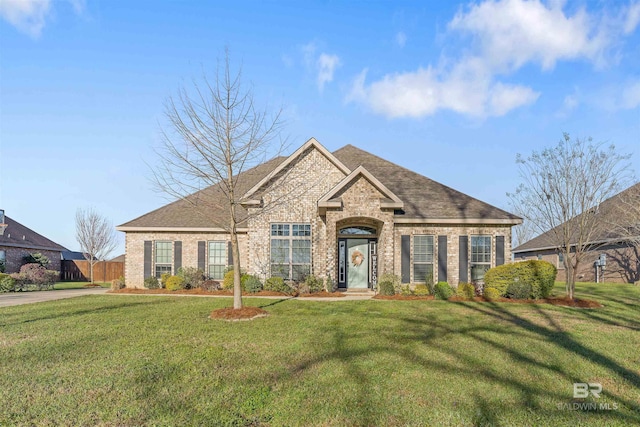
[155, 241, 172, 278]
[471, 235, 491, 281]
[270, 223, 311, 281]
[413, 235, 434, 283]
[208, 241, 226, 280]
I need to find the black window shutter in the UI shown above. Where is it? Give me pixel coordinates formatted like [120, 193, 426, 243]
[174, 241, 182, 272]
[197, 241, 206, 272]
[496, 236, 505, 266]
[143, 241, 152, 279]
[459, 236, 469, 283]
[438, 235, 447, 282]
[401, 235, 410, 283]
[227, 241, 233, 268]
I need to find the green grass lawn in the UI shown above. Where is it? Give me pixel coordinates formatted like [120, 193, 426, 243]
[1, 282, 639, 426]
[53, 281, 110, 290]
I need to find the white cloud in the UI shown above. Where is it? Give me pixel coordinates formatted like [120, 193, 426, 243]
[555, 93, 579, 118]
[621, 80, 640, 109]
[301, 42, 341, 92]
[624, 1, 640, 34]
[0, 0, 85, 38]
[0, 0, 50, 38]
[348, 0, 632, 119]
[317, 53, 340, 91]
[395, 31, 407, 48]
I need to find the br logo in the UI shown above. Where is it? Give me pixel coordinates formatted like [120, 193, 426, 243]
[573, 383, 602, 398]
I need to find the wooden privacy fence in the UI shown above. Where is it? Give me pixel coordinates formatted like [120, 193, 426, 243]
[61, 260, 124, 282]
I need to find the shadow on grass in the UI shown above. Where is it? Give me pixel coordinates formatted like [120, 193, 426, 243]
[271, 295, 640, 426]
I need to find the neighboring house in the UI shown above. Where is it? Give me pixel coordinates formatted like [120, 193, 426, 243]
[0, 209, 67, 273]
[110, 254, 125, 263]
[117, 138, 522, 289]
[513, 183, 640, 284]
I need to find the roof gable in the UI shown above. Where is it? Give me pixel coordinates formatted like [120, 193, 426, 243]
[319, 165, 404, 209]
[242, 137, 351, 202]
[0, 215, 67, 252]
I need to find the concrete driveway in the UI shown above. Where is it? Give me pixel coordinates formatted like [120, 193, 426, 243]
[0, 288, 109, 307]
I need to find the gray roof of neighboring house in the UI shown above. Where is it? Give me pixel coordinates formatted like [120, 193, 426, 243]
[110, 254, 126, 262]
[0, 215, 67, 252]
[61, 251, 87, 260]
[118, 143, 519, 229]
[513, 182, 640, 253]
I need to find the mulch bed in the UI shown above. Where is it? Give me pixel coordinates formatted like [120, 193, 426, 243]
[209, 307, 269, 321]
[83, 283, 103, 288]
[299, 291, 345, 298]
[108, 288, 291, 297]
[374, 294, 435, 300]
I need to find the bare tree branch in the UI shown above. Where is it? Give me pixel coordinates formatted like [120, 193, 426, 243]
[508, 133, 632, 299]
[75, 208, 118, 284]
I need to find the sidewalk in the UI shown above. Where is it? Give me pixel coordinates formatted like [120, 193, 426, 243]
[0, 288, 109, 307]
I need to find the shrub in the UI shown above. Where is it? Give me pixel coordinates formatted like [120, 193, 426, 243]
[400, 285, 413, 296]
[10, 273, 27, 291]
[457, 282, 475, 300]
[483, 287, 501, 301]
[378, 273, 400, 295]
[378, 281, 395, 296]
[144, 276, 160, 289]
[110, 276, 125, 290]
[165, 275, 185, 291]
[434, 281, 454, 300]
[177, 267, 204, 289]
[0, 260, 5, 273]
[243, 275, 263, 293]
[17, 263, 58, 289]
[23, 253, 50, 267]
[200, 280, 221, 291]
[305, 275, 324, 293]
[414, 284, 430, 296]
[160, 273, 171, 288]
[264, 277, 292, 294]
[325, 275, 338, 293]
[484, 260, 557, 299]
[0, 273, 16, 292]
[507, 280, 533, 300]
[223, 270, 249, 291]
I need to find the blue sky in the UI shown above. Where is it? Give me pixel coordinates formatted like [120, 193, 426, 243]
[1, 0, 639, 256]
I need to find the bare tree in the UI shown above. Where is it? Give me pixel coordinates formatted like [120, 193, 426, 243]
[606, 182, 640, 282]
[508, 133, 631, 299]
[509, 204, 535, 249]
[151, 52, 286, 310]
[75, 208, 118, 283]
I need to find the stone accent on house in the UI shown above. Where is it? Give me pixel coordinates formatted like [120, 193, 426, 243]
[246, 145, 347, 280]
[325, 175, 395, 281]
[0, 246, 62, 274]
[393, 224, 512, 286]
[124, 231, 247, 288]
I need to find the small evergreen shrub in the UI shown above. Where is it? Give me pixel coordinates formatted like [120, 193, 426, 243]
[243, 275, 263, 293]
[144, 276, 160, 289]
[483, 287, 501, 301]
[16, 263, 57, 289]
[222, 270, 235, 290]
[434, 281, 454, 300]
[378, 281, 395, 296]
[264, 276, 292, 294]
[305, 275, 324, 293]
[400, 285, 413, 296]
[506, 280, 533, 300]
[457, 282, 475, 300]
[325, 275, 338, 292]
[165, 275, 184, 291]
[414, 284, 430, 296]
[177, 267, 204, 289]
[110, 276, 125, 290]
[484, 260, 557, 299]
[23, 253, 50, 267]
[0, 273, 16, 292]
[160, 273, 171, 288]
[379, 273, 400, 294]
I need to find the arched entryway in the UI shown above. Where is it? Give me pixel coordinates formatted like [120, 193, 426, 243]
[336, 219, 382, 290]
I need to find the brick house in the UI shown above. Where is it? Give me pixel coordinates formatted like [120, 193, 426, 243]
[0, 209, 67, 274]
[117, 138, 521, 289]
[513, 183, 640, 284]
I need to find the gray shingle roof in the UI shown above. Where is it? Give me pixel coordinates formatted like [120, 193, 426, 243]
[119, 143, 519, 229]
[513, 182, 640, 253]
[0, 215, 67, 251]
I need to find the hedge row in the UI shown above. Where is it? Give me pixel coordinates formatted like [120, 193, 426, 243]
[484, 260, 557, 299]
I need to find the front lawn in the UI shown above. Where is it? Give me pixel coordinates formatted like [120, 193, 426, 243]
[0, 282, 638, 426]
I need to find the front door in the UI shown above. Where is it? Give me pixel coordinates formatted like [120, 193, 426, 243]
[347, 239, 369, 288]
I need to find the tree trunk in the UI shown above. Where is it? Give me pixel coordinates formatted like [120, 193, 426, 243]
[90, 258, 94, 284]
[231, 230, 242, 309]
